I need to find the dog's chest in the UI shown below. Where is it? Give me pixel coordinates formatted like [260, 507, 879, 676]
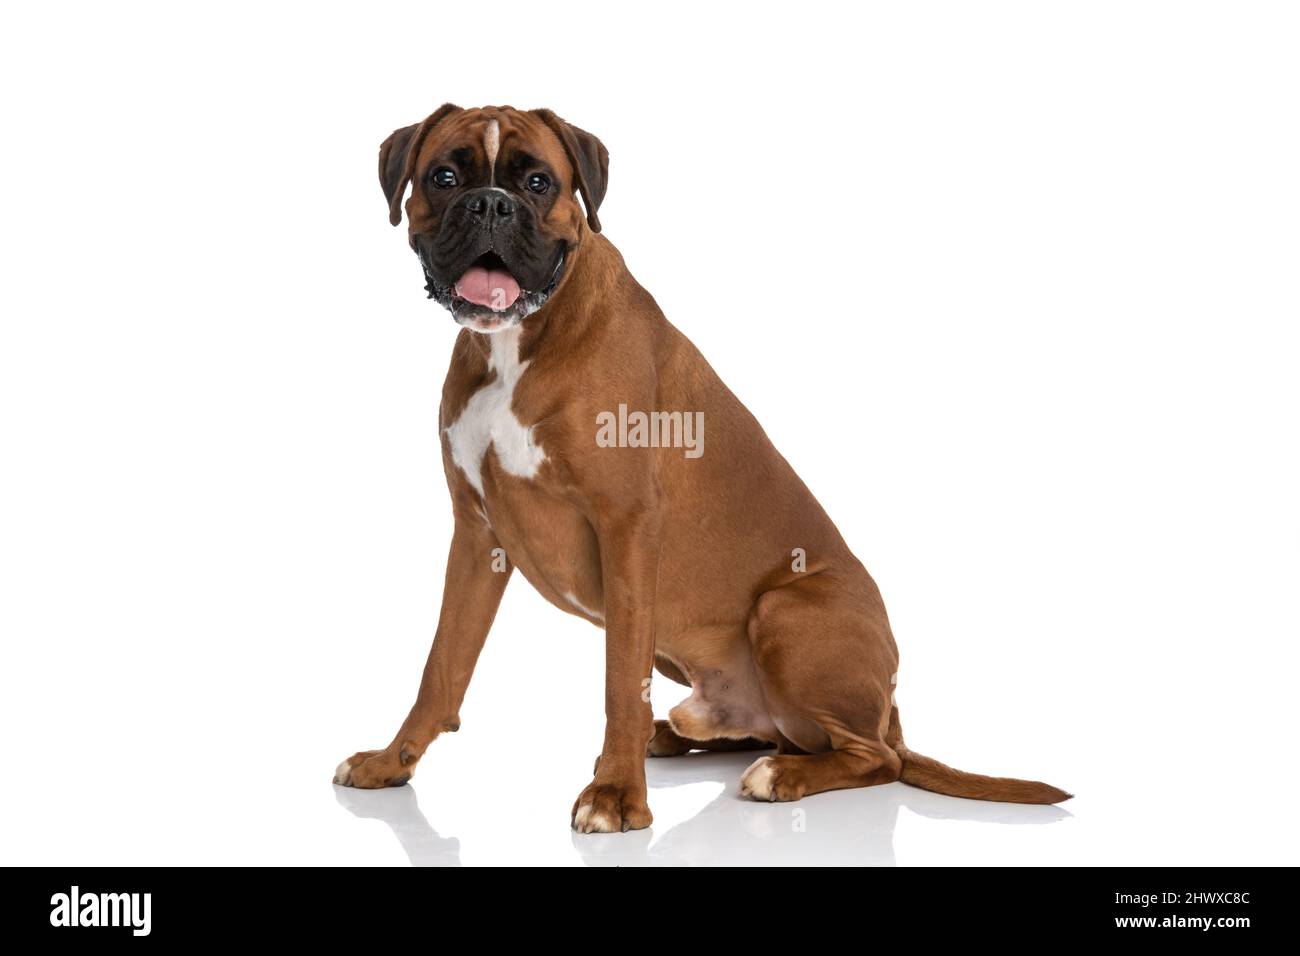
[444, 327, 546, 497]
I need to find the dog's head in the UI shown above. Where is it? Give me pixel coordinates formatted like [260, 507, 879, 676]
[380, 104, 608, 334]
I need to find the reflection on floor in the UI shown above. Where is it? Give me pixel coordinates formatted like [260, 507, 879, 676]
[334, 751, 1071, 867]
[334, 782, 463, 867]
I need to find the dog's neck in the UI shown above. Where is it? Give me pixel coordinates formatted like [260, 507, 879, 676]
[467, 231, 635, 365]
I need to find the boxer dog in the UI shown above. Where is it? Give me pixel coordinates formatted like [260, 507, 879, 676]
[334, 104, 1071, 832]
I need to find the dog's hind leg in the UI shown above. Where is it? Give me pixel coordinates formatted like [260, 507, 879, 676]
[740, 571, 902, 801]
[739, 748, 900, 801]
[647, 719, 774, 757]
[595, 719, 777, 777]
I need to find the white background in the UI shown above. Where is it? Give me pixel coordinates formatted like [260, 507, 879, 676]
[2, 1, 1297, 866]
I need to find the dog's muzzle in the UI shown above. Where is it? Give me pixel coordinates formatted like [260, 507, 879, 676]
[418, 248, 565, 334]
[414, 188, 567, 333]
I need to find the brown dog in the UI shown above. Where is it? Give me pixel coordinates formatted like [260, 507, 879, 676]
[333, 104, 1071, 832]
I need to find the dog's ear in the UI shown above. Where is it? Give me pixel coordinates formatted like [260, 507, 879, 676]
[378, 123, 420, 223]
[379, 103, 462, 226]
[531, 109, 609, 233]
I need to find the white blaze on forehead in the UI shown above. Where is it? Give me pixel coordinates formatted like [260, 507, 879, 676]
[484, 119, 501, 182]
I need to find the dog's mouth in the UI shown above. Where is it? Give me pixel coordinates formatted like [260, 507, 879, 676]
[453, 251, 522, 311]
[423, 250, 565, 334]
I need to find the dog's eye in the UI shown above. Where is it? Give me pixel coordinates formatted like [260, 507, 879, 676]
[526, 173, 550, 194]
[430, 167, 458, 189]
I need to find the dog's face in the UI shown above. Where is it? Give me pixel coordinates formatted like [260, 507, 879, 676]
[380, 105, 609, 334]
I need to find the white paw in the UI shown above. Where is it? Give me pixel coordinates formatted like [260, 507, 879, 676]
[573, 802, 620, 834]
[333, 758, 353, 786]
[739, 756, 777, 801]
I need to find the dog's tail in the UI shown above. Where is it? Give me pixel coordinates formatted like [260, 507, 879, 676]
[888, 707, 1072, 805]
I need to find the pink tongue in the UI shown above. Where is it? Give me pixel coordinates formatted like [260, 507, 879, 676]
[454, 266, 521, 310]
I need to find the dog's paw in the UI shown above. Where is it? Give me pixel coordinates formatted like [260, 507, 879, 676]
[646, 719, 693, 757]
[739, 755, 805, 802]
[571, 781, 653, 833]
[333, 747, 413, 789]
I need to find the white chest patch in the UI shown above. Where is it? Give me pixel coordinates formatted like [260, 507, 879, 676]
[445, 327, 546, 497]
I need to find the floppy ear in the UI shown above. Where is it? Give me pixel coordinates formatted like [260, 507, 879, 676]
[531, 109, 609, 233]
[378, 103, 462, 226]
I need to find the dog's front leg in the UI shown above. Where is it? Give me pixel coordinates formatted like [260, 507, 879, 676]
[571, 508, 660, 833]
[334, 513, 510, 788]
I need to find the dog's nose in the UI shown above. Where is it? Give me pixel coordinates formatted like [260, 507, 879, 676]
[464, 189, 515, 224]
